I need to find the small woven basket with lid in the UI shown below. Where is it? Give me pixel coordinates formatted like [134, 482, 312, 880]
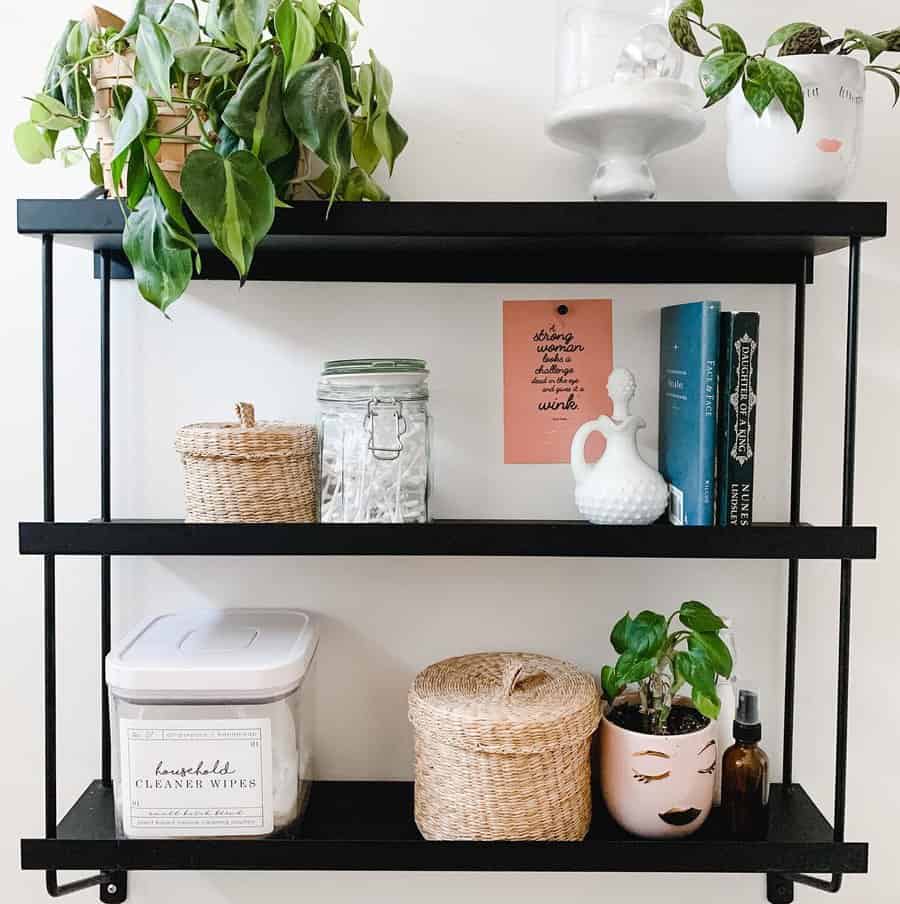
[175, 403, 318, 523]
[409, 652, 600, 841]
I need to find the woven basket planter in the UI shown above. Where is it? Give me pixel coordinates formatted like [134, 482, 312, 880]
[91, 52, 202, 194]
[176, 403, 318, 523]
[409, 652, 600, 841]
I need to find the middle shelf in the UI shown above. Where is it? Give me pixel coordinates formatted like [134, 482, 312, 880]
[18, 520, 876, 559]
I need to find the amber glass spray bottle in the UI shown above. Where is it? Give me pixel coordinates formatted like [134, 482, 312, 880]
[721, 688, 770, 838]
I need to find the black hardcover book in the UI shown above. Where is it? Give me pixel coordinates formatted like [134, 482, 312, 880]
[717, 312, 760, 527]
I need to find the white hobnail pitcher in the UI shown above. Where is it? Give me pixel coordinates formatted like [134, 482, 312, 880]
[570, 369, 669, 526]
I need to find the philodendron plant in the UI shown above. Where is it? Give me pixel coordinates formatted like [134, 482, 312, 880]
[668, 1, 900, 132]
[601, 602, 733, 735]
[15, 0, 408, 313]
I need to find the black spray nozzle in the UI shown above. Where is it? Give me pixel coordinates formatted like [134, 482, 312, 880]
[733, 688, 762, 743]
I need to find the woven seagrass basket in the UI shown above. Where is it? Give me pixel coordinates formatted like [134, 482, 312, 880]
[175, 402, 318, 523]
[409, 652, 600, 841]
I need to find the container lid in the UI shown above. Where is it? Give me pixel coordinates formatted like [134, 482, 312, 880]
[408, 652, 599, 754]
[319, 359, 430, 392]
[106, 609, 318, 702]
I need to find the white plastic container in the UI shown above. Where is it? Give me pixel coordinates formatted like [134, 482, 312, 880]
[106, 609, 317, 839]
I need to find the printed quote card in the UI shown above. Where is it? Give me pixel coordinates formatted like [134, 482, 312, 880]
[503, 299, 614, 464]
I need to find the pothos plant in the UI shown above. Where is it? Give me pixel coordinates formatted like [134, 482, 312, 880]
[600, 602, 733, 735]
[15, 0, 408, 313]
[668, 1, 900, 133]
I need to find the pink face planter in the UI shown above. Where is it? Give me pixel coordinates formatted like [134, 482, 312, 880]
[599, 696, 717, 839]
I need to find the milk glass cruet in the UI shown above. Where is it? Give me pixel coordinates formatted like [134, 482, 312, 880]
[317, 359, 432, 523]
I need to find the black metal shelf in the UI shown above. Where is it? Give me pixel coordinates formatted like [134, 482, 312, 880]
[18, 520, 876, 559]
[16, 200, 887, 285]
[21, 780, 866, 876]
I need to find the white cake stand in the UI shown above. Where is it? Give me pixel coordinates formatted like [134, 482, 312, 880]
[546, 79, 705, 201]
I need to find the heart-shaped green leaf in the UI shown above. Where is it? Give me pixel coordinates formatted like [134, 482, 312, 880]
[142, 138, 197, 249]
[14, 121, 54, 164]
[778, 25, 827, 56]
[136, 15, 174, 103]
[625, 611, 668, 658]
[691, 685, 721, 720]
[674, 649, 719, 704]
[161, 2, 200, 52]
[120, 0, 175, 39]
[615, 650, 658, 687]
[766, 22, 819, 49]
[352, 122, 381, 174]
[90, 151, 105, 187]
[358, 63, 374, 123]
[669, 10, 703, 57]
[181, 148, 275, 279]
[66, 21, 92, 62]
[369, 50, 394, 108]
[679, 601, 726, 633]
[610, 613, 633, 655]
[223, 46, 293, 164]
[283, 58, 352, 203]
[275, 0, 317, 85]
[301, 0, 321, 26]
[126, 140, 150, 208]
[112, 84, 150, 164]
[688, 632, 733, 678]
[710, 23, 746, 55]
[601, 665, 623, 702]
[344, 167, 389, 201]
[742, 58, 775, 116]
[43, 21, 76, 96]
[372, 111, 408, 176]
[758, 58, 805, 131]
[699, 52, 747, 106]
[29, 94, 79, 131]
[122, 189, 193, 311]
[323, 42, 354, 98]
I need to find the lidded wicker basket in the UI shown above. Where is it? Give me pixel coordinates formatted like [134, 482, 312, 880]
[409, 652, 600, 841]
[175, 403, 318, 523]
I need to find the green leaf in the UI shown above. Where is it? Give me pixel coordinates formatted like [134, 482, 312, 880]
[161, 3, 200, 52]
[136, 15, 174, 103]
[674, 650, 719, 704]
[874, 28, 900, 52]
[43, 21, 76, 96]
[766, 22, 820, 49]
[336, 0, 362, 24]
[29, 94, 79, 131]
[352, 122, 381, 174]
[692, 685, 721, 720]
[275, 0, 317, 84]
[209, 0, 269, 50]
[676, 0, 703, 16]
[90, 151, 105, 186]
[126, 140, 150, 208]
[66, 21, 92, 61]
[358, 62, 374, 123]
[610, 613, 633, 655]
[369, 50, 394, 107]
[14, 121, 54, 164]
[142, 138, 197, 249]
[742, 57, 775, 116]
[624, 611, 667, 659]
[181, 149, 275, 279]
[845, 29, 889, 63]
[198, 48, 243, 77]
[323, 42, 354, 98]
[615, 651, 657, 687]
[371, 111, 407, 176]
[710, 23, 746, 55]
[122, 189, 193, 311]
[868, 67, 900, 107]
[699, 52, 747, 106]
[316, 5, 348, 48]
[215, 122, 242, 157]
[120, 0, 175, 38]
[601, 665, 623, 702]
[679, 601, 726, 633]
[223, 46, 293, 164]
[301, 0, 321, 26]
[267, 143, 300, 198]
[344, 166, 389, 201]
[669, 10, 703, 57]
[283, 58, 352, 203]
[779, 26, 828, 56]
[688, 632, 733, 678]
[758, 58, 805, 131]
[112, 84, 150, 164]
[63, 70, 94, 142]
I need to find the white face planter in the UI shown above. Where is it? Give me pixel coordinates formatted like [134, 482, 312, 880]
[727, 54, 866, 201]
[599, 697, 717, 839]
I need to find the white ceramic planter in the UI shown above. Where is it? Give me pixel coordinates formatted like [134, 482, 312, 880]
[599, 696, 717, 839]
[727, 55, 865, 201]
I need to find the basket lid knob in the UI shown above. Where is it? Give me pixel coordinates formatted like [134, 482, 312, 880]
[235, 402, 256, 429]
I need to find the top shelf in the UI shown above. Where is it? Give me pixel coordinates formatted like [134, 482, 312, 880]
[17, 200, 887, 286]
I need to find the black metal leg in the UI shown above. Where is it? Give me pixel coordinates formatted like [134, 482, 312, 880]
[100, 250, 112, 789]
[41, 237, 122, 901]
[780, 237, 862, 897]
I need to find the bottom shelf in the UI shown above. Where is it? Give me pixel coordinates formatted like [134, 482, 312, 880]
[22, 781, 867, 874]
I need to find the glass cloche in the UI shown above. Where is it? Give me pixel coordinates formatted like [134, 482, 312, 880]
[546, 1, 704, 200]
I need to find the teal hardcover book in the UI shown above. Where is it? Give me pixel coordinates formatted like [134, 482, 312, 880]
[659, 301, 721, 526]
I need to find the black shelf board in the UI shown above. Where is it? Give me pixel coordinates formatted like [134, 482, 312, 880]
[21, 780, 867, 874]
[18, 520, 877, 559]
[17, 200, 888, 285]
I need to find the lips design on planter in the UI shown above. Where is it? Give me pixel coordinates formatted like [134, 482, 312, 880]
[659, 807, 702, 827]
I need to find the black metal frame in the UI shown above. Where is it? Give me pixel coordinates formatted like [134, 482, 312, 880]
[32, 228, 865, 903]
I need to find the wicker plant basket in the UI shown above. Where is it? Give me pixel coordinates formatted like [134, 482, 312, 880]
[175, 402, 318, 523]
[408, 652, 600, 841]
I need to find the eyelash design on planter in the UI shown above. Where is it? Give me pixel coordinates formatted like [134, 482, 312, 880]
[697, 763, 716, 775]
[632, 769, 671, 783]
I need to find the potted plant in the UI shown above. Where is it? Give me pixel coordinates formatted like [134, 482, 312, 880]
[668, 1, 900, 199]
[14, 1, 408, 313]
[598, 601, 732, 838]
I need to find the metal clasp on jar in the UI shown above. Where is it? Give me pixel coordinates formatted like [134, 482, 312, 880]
[365, 399, 408, 461]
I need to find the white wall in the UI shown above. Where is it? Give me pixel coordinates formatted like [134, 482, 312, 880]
[2, 1, 898, 902]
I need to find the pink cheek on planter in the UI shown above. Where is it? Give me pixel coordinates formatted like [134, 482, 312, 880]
[817, 138, 844, 153]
